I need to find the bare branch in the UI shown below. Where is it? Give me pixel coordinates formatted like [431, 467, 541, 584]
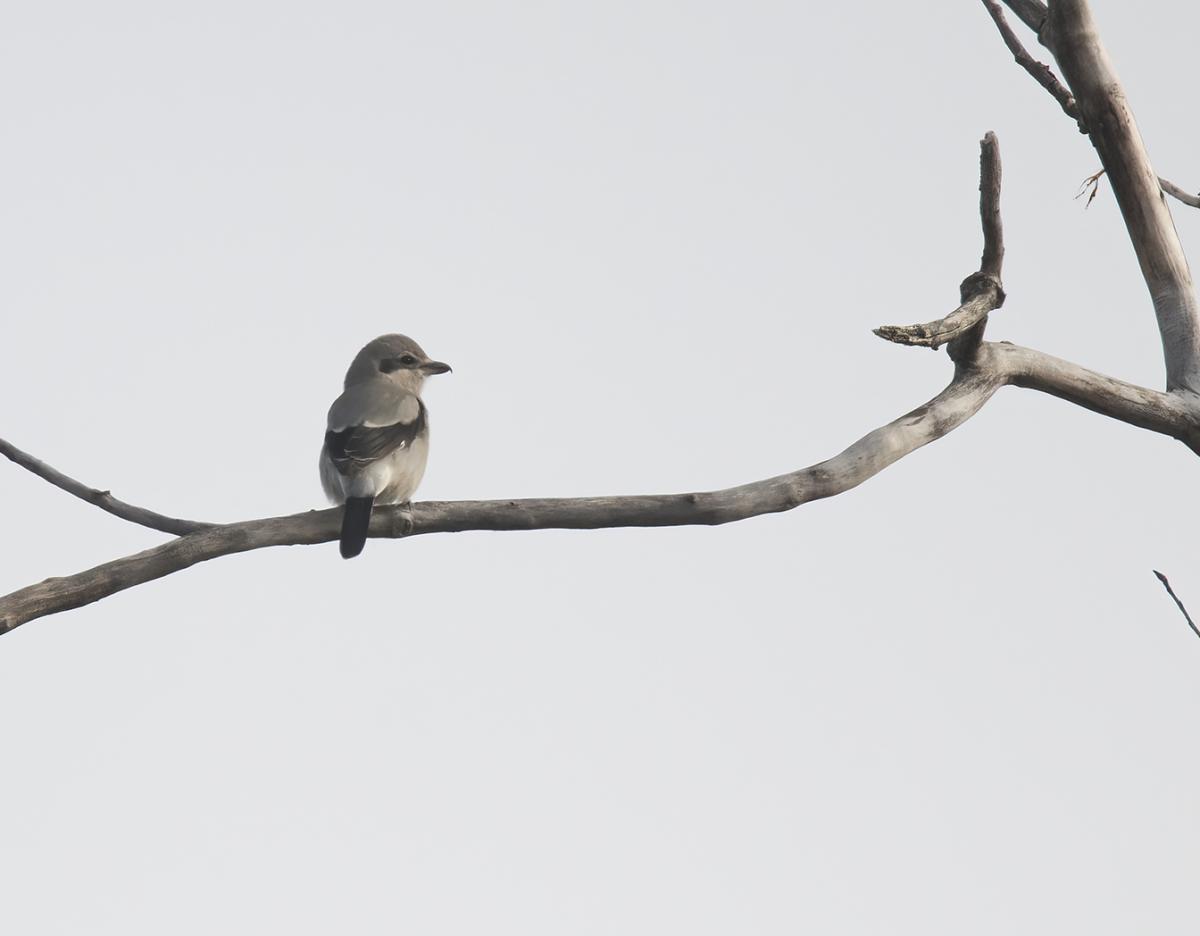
[983, 0, 1080, 125]
[1153, 571, 1200, 642]
[1159, 178, 1200, 210]
[978, 131, 1006, 280]
[1043, 0, 1200, 392]
[0, 367, 1006, 634]
[874, 275, 1003, 349]
[0, 437, 214, 536]
[985, 342, 1200, 448]
[876, 133, 1005, 349]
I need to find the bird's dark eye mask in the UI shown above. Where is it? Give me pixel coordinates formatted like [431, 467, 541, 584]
[379, 354, 418, 373]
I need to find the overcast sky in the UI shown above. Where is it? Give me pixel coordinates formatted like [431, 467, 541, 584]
[3, 1, 1200, 932]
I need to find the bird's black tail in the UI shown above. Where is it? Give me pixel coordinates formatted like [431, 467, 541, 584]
[340, 496, 375, 559]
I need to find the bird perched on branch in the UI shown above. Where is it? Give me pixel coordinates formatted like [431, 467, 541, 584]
[320, 334, 451, 559]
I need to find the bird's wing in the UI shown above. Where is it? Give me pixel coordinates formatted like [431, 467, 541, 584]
[325, 380, 426, 475]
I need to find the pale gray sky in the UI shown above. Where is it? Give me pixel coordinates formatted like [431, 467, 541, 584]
[3, 1, 1199, 932]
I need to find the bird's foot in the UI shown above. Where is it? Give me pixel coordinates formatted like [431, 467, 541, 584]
[393, 503, 415, 537]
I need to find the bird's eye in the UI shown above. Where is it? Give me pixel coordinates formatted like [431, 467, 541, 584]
[400, 354, 418, 366]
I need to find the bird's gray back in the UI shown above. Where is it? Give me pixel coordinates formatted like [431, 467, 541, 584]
[326, 377, 421, 431]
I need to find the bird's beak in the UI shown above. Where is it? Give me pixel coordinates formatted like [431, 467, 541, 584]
[421, 360, 452, 375]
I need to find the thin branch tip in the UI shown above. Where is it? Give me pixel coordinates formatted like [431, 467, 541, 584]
[0, 437, 214, 536]
[1153, 570, 1200, 642]
[982, 0, 1079, 123]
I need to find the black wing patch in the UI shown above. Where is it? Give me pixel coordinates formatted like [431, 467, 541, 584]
[325, 402, 426, 476]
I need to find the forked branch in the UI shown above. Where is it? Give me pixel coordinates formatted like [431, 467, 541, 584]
[875, 132, 1004, 349]
[990, 0, 1200, 215]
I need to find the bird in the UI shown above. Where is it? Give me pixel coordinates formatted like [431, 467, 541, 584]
[320, 334, 451, 559]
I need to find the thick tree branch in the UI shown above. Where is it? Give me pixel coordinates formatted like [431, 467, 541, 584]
[0, 437, 214, 535]
[984, 342, 1200, 448]
[1042, 0, 1200, 392]
[0, 367, 1005, 634]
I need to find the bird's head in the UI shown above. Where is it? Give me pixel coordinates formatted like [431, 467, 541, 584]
[344, 334, 452, 393]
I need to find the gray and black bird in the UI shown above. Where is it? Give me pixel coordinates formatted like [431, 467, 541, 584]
[319, 334, 451, 558]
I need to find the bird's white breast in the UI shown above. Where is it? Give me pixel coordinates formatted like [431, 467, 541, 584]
[373, 433, 430, 504]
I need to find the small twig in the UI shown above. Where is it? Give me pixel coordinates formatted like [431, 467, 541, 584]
[1153, 570, 1200, 642]
[1075, 168, 1105, 208]
[1073, 168, 1200, 212]
[982, 0, 1081, 127]
[0, 437, 214, 536]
